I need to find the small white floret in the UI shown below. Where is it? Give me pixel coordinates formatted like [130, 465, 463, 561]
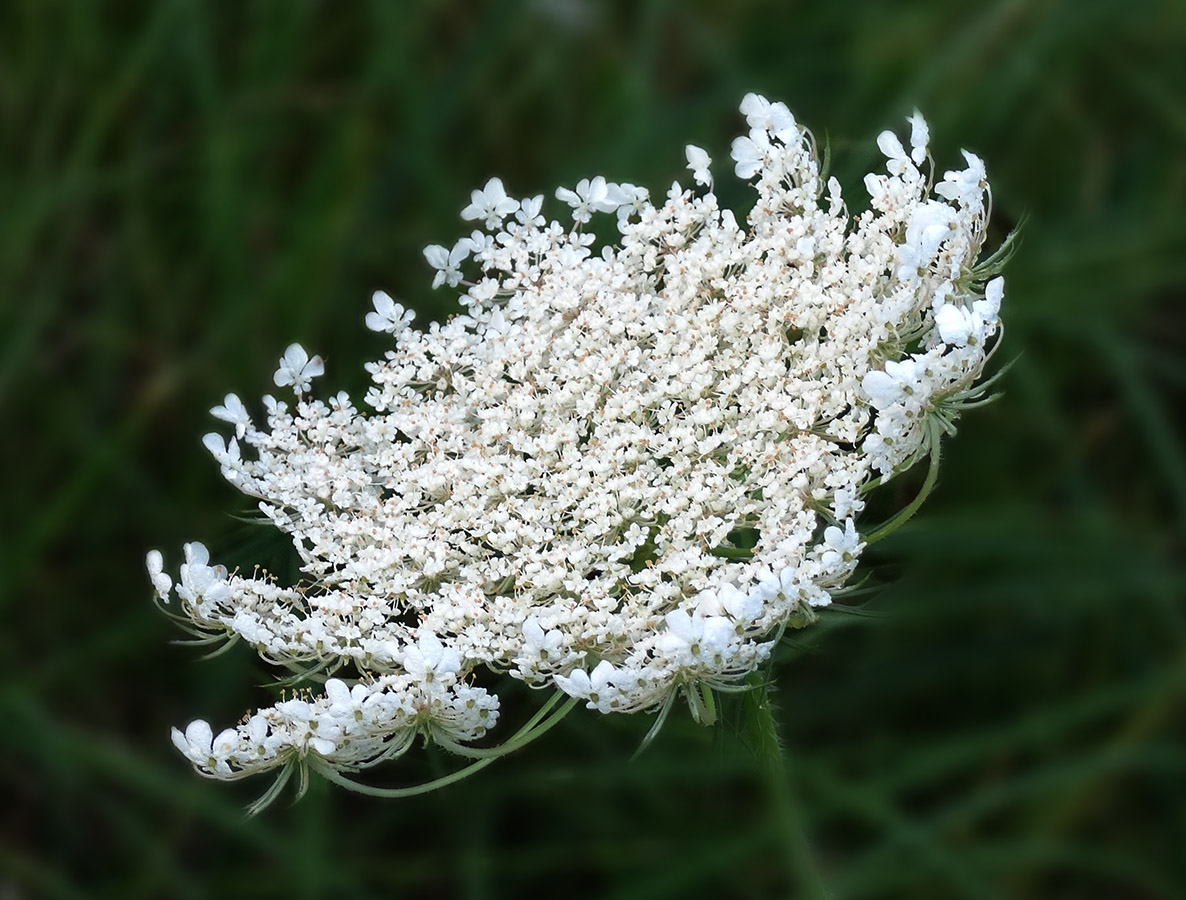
[460, 177, 519, 230]
[730, 131, 769, 179]
[272, 343, 324, 393]
[145, 549, 172, 598]
[907, 109, 929, 165]
[423, 242, 470, 289]
[555, 176, 619, 224]
[210, 393, 250, 439]
[366, 290, 415, 335]
[935, 303, 975, 346]
[685, 144, 712, 188]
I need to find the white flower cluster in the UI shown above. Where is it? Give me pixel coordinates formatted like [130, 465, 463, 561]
[150, 94, 1006, 792]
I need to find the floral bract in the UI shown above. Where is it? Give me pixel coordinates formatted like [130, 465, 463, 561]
[149, 94, 1007, 805]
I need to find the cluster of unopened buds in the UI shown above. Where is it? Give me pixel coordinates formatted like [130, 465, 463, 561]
[149, 94, 1012, 810]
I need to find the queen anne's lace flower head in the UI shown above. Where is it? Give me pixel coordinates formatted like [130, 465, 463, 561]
[150, 94, 1009, 804]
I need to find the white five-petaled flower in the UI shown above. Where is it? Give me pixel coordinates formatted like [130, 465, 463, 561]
[907, 109, 930, 165]
[275, 698, 340, 757]
[171, 720, 239, 777]
[935, 303, 986, 347]
[659, 610, 734, 663]
[365, 290, 415, 334]
[423, 242, 471, 289]
[210, 393, 250, 439]
[519, 616, 566, 664]
[819, 520, 863, 569]
[936, 151, 987, 208]
[712, 583, 762, 626]
[402, 631, 461, 684]
[610, 183, 649, 222]
[877, 129, 910, 167]
[685, 144, 712, 188]
[730, 128, 771, 179]
[272, 343, 324, 393]
[325, 678, 370, 718]
[554, 660, 618, 709]
[145, 549, 172, 598]
[862, 359, 929, 411]
[516, 195, 546, 228]
[555, 176, 620, 224]
[202, 432, 240, 465]
[739, 92, 797, 139]
[981, 277, 1005, 319]
[460, 177, 520, 230]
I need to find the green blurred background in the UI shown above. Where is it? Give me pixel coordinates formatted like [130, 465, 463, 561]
[2, 1, 1184, 897]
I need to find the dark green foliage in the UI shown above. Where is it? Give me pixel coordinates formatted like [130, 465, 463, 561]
[1, 1, 1184, 896]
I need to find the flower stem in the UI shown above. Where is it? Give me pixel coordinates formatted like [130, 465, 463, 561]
[311, 753, 496, 798]
[865, 416, 943, 544]
[435, 693, 577, 759]
[745, 683, 831, 899]
[309, 693, 578, 798]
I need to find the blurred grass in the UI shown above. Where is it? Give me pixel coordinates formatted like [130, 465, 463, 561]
[1, 0, 1184, 897]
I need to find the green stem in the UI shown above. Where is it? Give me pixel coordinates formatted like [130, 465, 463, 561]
[435, 693, 576, 759]
[310, 693, 578, 798]
[864, 417, 943, 544]
[747, 685, 831, 899]
[311, 753, 495, 798]
[246, 762, 295, 817]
